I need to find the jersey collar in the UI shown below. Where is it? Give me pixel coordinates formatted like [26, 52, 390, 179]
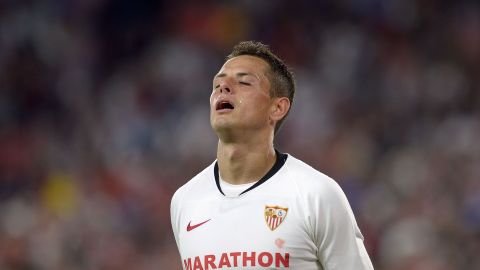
[214, 150, 288, 196]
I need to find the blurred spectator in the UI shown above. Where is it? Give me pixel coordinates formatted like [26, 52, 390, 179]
[0, 0, 479, 269]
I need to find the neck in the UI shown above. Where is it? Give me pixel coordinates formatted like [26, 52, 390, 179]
[216, 134, 276, 185]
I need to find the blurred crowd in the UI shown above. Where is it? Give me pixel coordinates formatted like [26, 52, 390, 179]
[0, 0, 479, 269]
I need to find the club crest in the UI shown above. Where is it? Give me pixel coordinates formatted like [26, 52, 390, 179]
[264, 205, 288, 231]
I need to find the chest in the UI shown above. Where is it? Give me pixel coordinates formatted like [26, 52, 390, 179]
[177, 195, 318, 269]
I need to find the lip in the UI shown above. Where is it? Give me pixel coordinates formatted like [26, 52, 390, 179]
[215, 97, 235, 112]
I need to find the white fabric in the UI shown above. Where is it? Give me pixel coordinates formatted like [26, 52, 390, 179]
[220, 178, 255, 197]
[171, 154, 374, 270]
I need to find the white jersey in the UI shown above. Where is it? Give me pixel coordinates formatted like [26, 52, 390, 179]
[170, 152, 373, 270]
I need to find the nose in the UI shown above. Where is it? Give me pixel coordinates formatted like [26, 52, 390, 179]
[216, 78, 233, 94]
[220, 86, 231, 93]
[215, 76, 234, 94]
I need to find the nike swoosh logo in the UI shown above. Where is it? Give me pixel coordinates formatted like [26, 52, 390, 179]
[186, 219, 211, 232]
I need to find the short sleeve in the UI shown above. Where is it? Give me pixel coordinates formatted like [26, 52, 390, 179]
[170, 189, 182, 250]
[312, 179, 374, 270]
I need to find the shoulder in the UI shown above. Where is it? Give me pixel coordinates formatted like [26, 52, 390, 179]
[282, 154, 349, 209]
[285, 155, 360, 235]
[284, 155, 342, 193]
[171, 161, 216, 206]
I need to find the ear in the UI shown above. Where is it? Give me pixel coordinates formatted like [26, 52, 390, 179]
[270, 97, 291, 122]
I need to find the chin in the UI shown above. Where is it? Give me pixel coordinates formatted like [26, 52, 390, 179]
[212, 119, 241, 136]
[212, 122, 233, 133]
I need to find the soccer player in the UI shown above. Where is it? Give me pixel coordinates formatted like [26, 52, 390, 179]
[170, 41, 374, 270]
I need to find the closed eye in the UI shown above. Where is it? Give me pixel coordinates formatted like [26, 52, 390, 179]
[239, 81, 251, 86]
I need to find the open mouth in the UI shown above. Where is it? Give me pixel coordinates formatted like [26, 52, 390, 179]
[216, 101, 234, 111]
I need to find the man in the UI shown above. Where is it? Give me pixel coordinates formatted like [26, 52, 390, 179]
[170, 41, 374, 270]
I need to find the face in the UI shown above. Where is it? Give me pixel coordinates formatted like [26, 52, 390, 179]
[210, 55, 274, 135]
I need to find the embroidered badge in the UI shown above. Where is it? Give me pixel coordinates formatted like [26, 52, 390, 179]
[264, 205, 288, 231]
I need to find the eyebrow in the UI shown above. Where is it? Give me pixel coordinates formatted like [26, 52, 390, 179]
[214, 72, 258, 79]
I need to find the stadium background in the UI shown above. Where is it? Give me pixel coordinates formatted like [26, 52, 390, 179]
[1, 0, 479, 269]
